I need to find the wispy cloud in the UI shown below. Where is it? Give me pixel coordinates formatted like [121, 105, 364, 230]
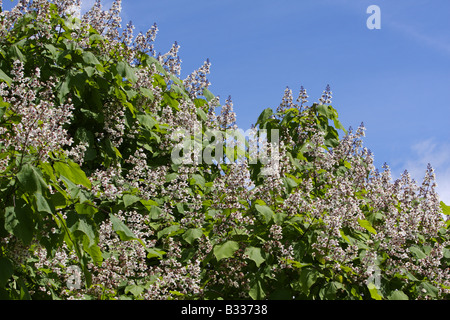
[389, 20, 450, 57]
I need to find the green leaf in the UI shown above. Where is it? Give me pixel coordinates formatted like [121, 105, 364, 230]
[249, 276, 266, 300]
[317, 104, 333, 118]
[244, 247, 265, 267]
[17, 164, 48, 194]
[84, 66, 95, 77]
[255, 108, 273, 127]
[182, 228, 203, 244]
[8, 45, 26, 62]
[319, 282, 341, 300]
[89, 33, 104, 44]
[190, 174, 205, 189]
[149, 205, 163, 220]
[139, 87, 154, 100]
[274, 211, 287, 224]
[282, 177, 298, 193]
[298, 268, 319, 292]
[444, 248, 450, 259]
[57, 75, 71, 102]
[116, 61, 137, 83]
[75, 202, 98, 216]
[136, 113, 157, 130]
[82, 51, 101, 66]
[0, 257, 14, 287]
[203, 88, 216, 102]
[49, 190, 67, 209]
[213, 240, 239, 261]
[146, 56, 166, 74]
[197, 108, 207, 121]
[109, 213, 143, 246]
[339, 229, 352, 244]
[53, 161, 91, 189]
[367, 283, 383, 300]
[333, 118, 346, 132]
[0, 68, 12, 85]
[84, 242, 103, 265]
[17, 277, 31, 300]
[286, 259, 312, 269]
[419, 281, 438, 298]
[58, 175, 91, 203]
[72, 217, 97, 248]
[440, 201, 450, 216]
[409, 246, 427, 259]
[4, 200, 34, 245]
[43, 43, 58, 57]
[255, 204, 274, 223]
[146, 247, 165, 259]
[125, 89, 138, 101]
[176, 203, 185, 214]
[171, 84, 188, 98]
[35, 193, 54, 214]
[0, 105, 5, 119]
[388, 290, 409, 300]
[166, 172, 178, 182]
[123, 194, 140, 208]
[125, 284, 144, 297]
[357, 219, 377, 235]
[157, 225, 181, 239]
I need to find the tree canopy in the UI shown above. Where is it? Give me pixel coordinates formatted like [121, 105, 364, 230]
[0, 0, 448, 300]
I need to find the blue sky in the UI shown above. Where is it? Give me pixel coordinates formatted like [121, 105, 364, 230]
[4, 1, 450, 203]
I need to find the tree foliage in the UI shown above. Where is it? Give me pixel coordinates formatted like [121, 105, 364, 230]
[0, 0, 448, 300]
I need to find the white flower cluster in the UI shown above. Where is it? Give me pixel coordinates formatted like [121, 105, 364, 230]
[0, 61, 74, 163]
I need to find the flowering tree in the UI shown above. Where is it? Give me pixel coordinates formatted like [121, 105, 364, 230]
[0, 0, 448, 300]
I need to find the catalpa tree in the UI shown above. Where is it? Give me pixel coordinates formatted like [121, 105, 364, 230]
[0, 0, 448, 300]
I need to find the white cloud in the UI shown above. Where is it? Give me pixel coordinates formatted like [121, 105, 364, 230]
[394, 138, 450, 205]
